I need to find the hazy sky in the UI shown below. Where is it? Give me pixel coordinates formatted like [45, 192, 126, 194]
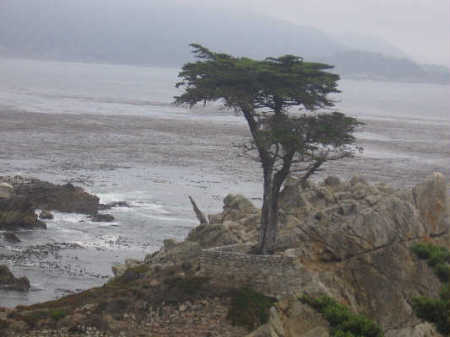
[171, 0, 450, 66]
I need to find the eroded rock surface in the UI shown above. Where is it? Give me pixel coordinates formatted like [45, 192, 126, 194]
[0, 197, 46, 230]
[0, 173, 449, 337]
[0, 176, 99, 215]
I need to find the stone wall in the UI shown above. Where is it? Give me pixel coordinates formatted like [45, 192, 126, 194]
[199, 245, 304, 297]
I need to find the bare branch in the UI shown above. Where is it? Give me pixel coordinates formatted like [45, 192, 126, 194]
[188, 196, 209, 225]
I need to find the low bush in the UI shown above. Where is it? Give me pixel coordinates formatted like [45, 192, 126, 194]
[411, 243, 450, 282]
[49, 309, 66, 321]
[411, 243, 450, 335]
[301, 294, 384, 337]
[227, 287, 276, 331]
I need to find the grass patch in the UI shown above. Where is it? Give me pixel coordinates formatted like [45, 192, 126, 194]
[301, 295, 384, 337]
[411, 243, 450, 335]
[227, 288, 276, 331]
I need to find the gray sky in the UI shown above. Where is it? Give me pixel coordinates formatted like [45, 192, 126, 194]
[173, 0, 450, 66]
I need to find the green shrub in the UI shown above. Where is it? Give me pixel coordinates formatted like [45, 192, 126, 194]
[227, 288, 276, 331]
[412, 295, 450, 335]
[410, 243, 450, 335]
[49, 309, 67, 321]
[301, 295, 384, 337]
[411, 243, 450, 282]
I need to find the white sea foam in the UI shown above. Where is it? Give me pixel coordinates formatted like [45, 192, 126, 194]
[95, 192, 128, 204]
[130, 201, 170, 214]
[42, 211, 88, 225]
[72, 234, 124, 250]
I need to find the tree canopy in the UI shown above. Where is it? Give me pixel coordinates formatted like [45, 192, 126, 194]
[175, 44, 362, 254]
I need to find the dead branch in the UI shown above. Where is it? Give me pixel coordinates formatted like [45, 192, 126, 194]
[188, 196, 209, 225]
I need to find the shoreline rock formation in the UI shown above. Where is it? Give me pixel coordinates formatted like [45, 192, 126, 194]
[0, 173, 448, 337]
[0, 175, 118, 231]
[0, 176, 100, 215]
[0, 265, 30, 292]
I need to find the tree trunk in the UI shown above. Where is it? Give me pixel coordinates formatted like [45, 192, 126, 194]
[257, 151, 295, 255]
[257, 166, 280, 254]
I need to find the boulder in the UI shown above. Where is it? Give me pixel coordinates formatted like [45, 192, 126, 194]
[0, 265, 30, 291]
[222, 194, 258, 222]
[3, 232, 21, 243]
[323, 176, 341, 187]
[0, 176, 100, 215]
[186, 223, 240, 248]
[0, 197, 46, 230]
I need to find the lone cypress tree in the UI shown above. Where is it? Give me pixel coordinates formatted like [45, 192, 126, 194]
[175, 44, 361, 254]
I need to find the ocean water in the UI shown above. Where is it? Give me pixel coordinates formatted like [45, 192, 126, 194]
[0, 57, 449, 307]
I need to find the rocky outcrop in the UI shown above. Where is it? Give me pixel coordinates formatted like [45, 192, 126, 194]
[3, 232, 21, 243]
[0, 265, 30, 291]
[0, 197, 46, 230]
[0, 176, 100, 215]
[183, 173, 449, 336]
[0, 173, 449, 337]
[412, 172, 449, 236]
[0, 175, 103, 230]
[246, 297, 330, 337]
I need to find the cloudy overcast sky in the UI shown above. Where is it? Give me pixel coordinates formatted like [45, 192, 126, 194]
[172, 0, 450, 66]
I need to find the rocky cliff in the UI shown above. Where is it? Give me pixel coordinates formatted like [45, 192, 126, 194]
[0, 173, 448, 337]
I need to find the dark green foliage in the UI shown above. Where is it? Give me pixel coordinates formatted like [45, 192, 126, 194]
[227, 288, 276, 331]
[165, 276, 209, 296]
[411, 243, 450, 282]
[411, 243, 450, 283]
[49, 309, 66, 321]
[412, 288, 450, 335]
[301, 295, 384, 337]
[410, 243, 450, 335]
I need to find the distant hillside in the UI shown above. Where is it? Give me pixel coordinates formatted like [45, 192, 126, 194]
[0, 0, 343, 66]
[0, 0, 448, 84]
[324, 50, 450, 84]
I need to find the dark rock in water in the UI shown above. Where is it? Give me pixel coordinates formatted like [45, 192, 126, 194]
[99, 201, 130, 210]
[0, 176, 100, 215]
[90, 213, 115, 222]
[39, 209, 54, 220]
[0, 197, 46, 230]
[0, 265, 30, 291]
[3, 232, 21, 243]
